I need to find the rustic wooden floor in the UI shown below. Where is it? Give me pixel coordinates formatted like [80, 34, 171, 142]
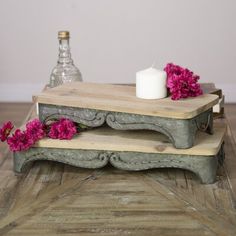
[0, 102, 236, 236]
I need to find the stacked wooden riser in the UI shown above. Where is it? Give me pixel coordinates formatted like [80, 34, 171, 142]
[14, 123, 225, 184]
[13, 82, 225, 184]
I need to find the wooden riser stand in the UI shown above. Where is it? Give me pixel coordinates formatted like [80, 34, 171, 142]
[12, 82, 224, 184]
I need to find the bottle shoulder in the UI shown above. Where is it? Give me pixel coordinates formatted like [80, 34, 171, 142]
[51, 63, 80, 73]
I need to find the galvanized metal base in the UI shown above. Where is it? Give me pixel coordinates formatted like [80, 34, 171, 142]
[38, 104, 213, 149]
[13, 144, 224, 184]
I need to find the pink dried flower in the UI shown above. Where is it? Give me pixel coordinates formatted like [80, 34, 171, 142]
[164, 63, 203, 100]
[48, 118, 77, 140]
[26, 119, 45, 143]
[0, 121, 14, 142]
[7, 129, 34, 152]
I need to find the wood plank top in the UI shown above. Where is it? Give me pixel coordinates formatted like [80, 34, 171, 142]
[33, 82, 219, 119]
[35, 123, 226, 156]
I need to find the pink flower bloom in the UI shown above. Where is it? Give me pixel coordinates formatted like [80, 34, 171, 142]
[48, 118, 77, 140]
[7, 129, 34, 152]
[164, 63, 203, 100]
[26, 119, 45, 143]
[0, 121, 14, 142]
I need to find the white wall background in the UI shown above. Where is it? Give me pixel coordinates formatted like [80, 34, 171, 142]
[0, 0, 235, 102]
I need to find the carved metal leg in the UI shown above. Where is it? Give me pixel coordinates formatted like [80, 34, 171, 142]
[109, 151, 219, 184]
[13, 145, 224, 184]
[14, 149, 110, 173]
[39, 105, 107, 128]
[38, 104, 213, 149]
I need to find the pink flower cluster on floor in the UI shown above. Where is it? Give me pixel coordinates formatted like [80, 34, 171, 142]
[0, 118, 78, 152]
[164, 63, 203, 100]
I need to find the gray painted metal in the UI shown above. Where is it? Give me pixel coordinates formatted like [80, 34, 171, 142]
[38, 104, 213, 149]
[13, 144, 224, 184]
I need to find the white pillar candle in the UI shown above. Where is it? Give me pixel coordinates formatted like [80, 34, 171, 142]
[136, 67, 167, 99]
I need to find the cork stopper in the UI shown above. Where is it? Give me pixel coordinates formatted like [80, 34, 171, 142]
[58, 31, 70, 39]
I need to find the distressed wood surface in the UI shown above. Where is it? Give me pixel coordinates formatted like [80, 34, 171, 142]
[224, 104, 236, 203]
[33, 82, 219, 119]
[0, 103, 236, 235]
[35, 124, 226, 156]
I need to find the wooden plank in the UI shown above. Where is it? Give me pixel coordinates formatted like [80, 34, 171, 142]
[33, 82, 219, 119]
[35, 123, 226, 156]
[120, 83, 222, 97]
[118, 83, 225, 118]
[1, 170, 236, 236]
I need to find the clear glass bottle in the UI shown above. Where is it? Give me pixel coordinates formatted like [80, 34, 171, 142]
[49, 31, 82, 88]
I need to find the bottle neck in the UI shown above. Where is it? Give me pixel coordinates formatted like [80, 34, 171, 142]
[58, 39, 73, 64]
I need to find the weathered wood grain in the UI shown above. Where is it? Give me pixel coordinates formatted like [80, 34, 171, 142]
[35, 123, 226, 156]
[0, 103, 236, 236]
[33, 82, 219, 119]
